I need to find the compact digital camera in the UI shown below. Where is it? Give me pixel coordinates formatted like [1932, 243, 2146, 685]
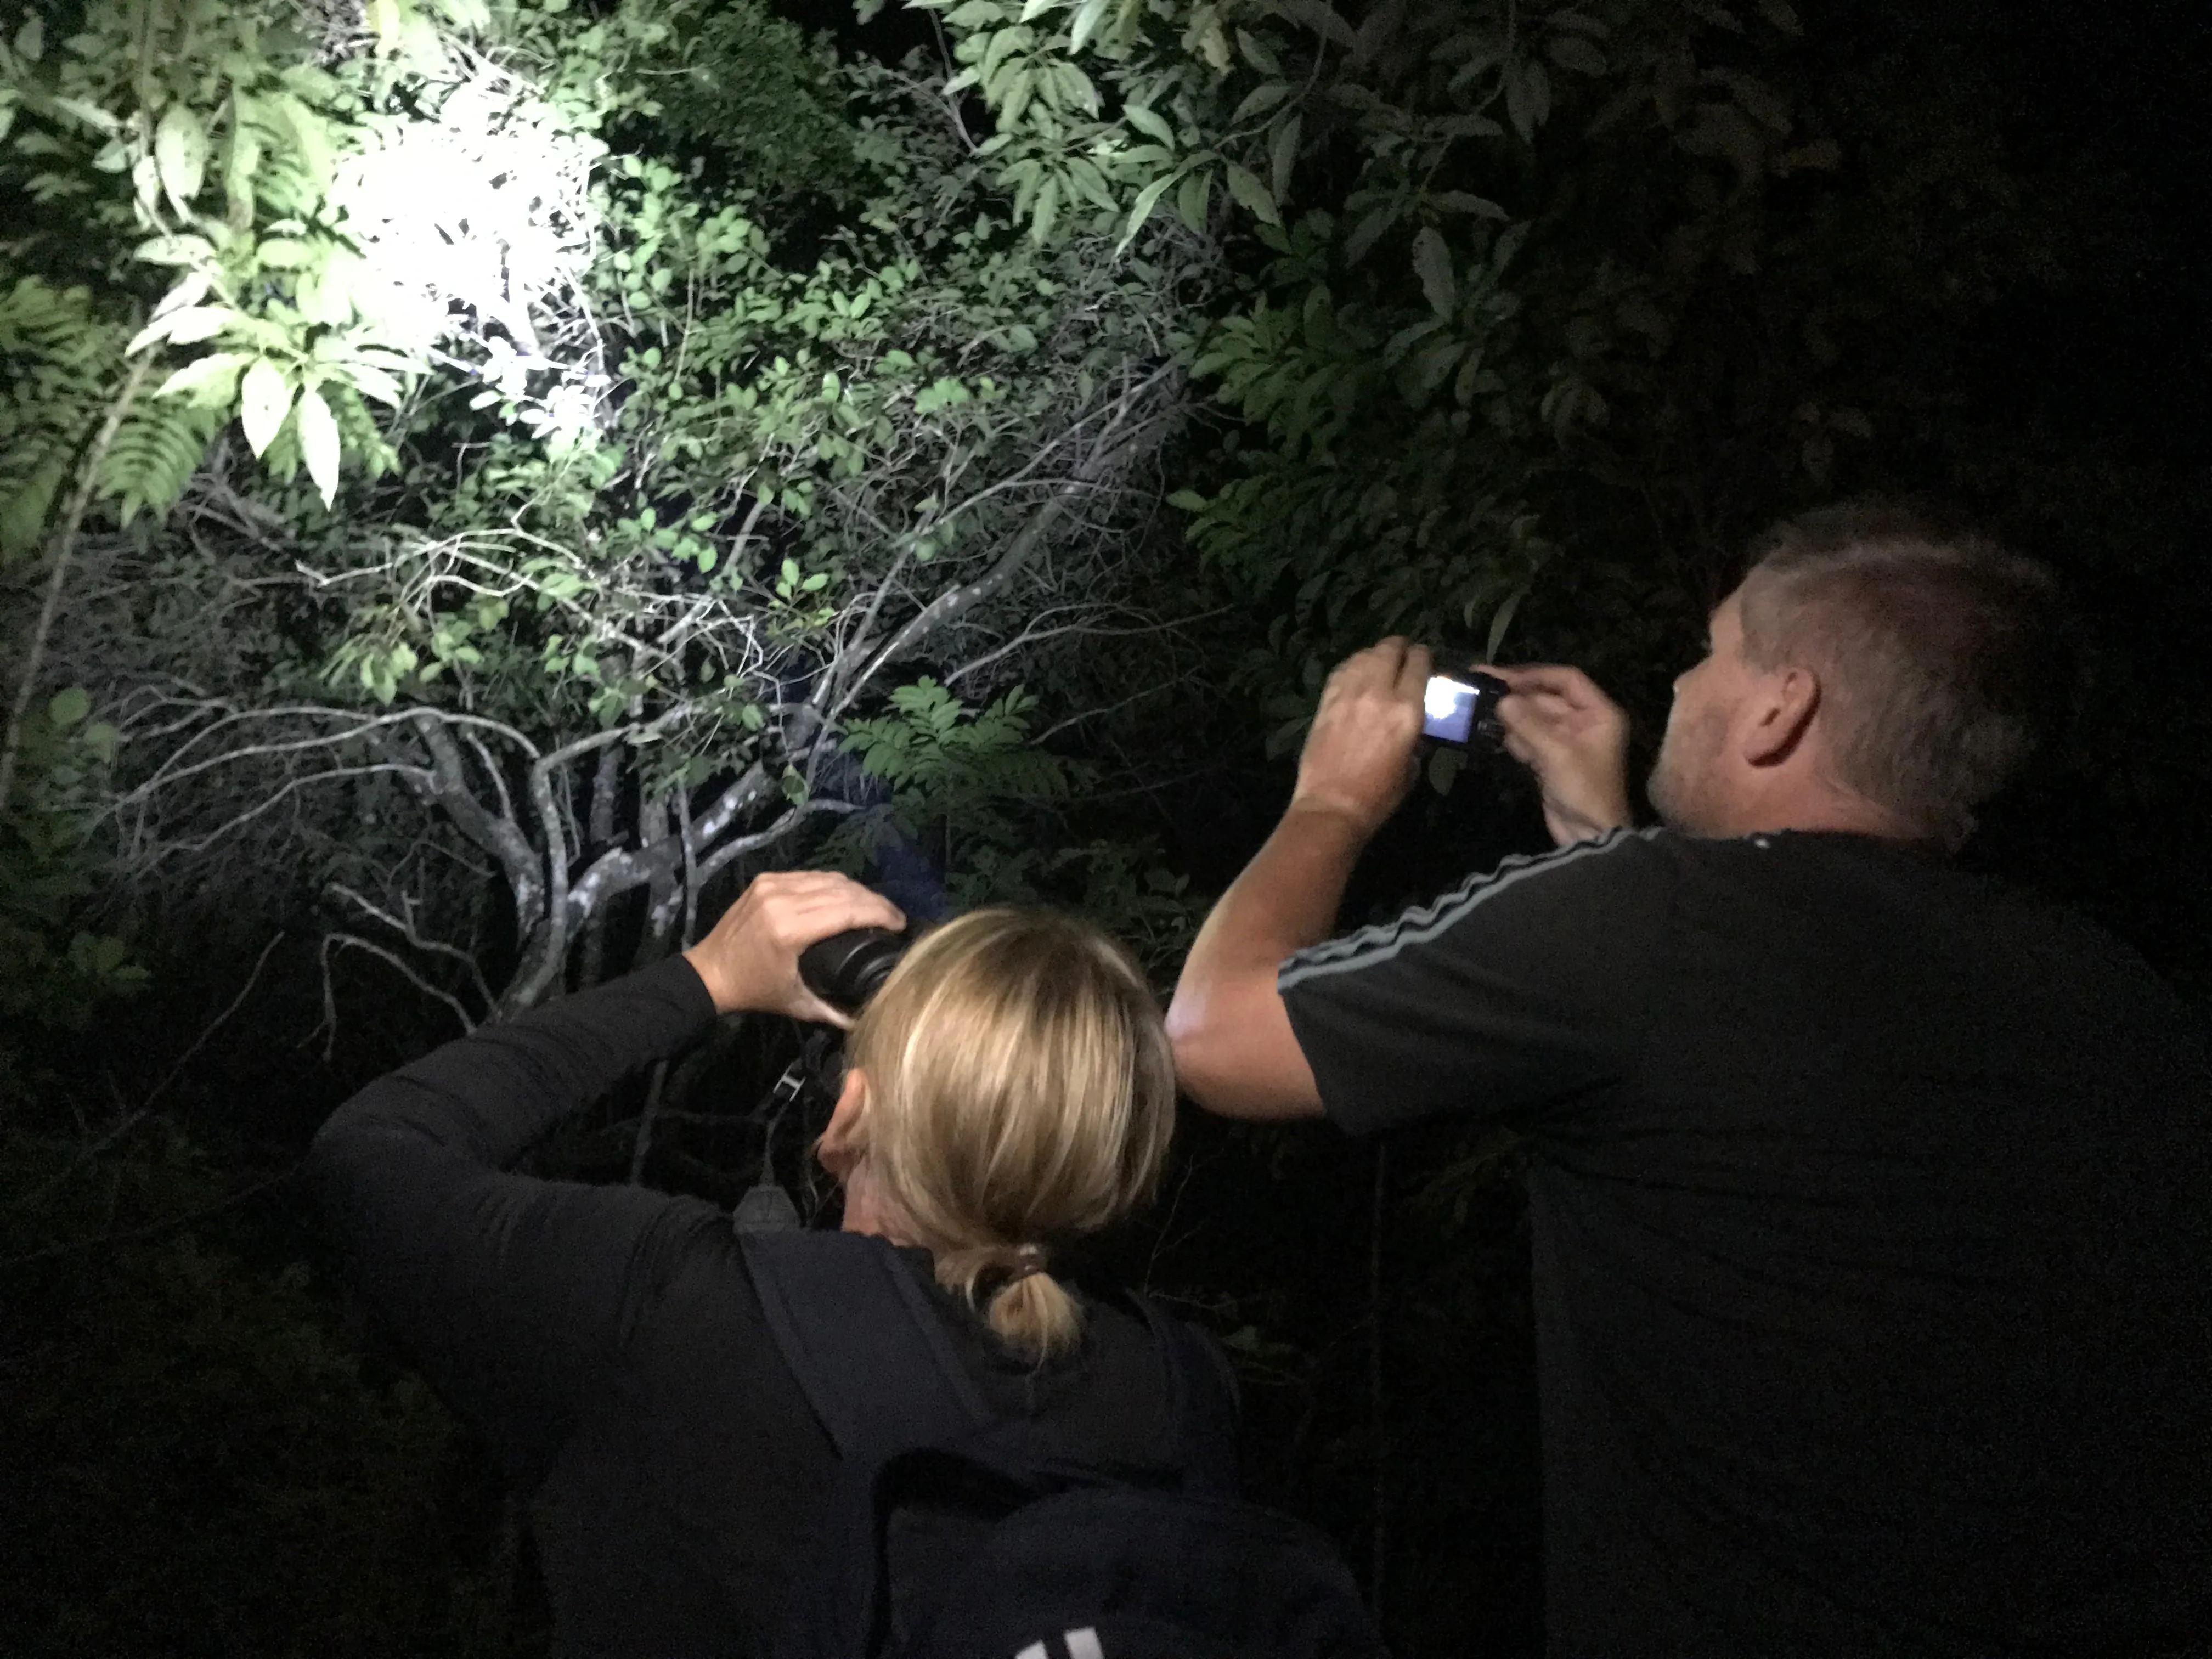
[1420, 668, 1511, 748]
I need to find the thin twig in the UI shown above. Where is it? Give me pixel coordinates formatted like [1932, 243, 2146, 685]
[8, 930, 286, 1214]
[142, 929, 286, 1112]
[321, 932, 477, 1039]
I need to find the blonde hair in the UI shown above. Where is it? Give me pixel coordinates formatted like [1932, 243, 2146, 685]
[844, 908, 1177, 1361]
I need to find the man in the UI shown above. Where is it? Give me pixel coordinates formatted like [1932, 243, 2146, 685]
[1168, 502, 2211, 1655]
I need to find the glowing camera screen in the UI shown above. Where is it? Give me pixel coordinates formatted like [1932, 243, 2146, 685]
[1422, 675, 1482, 744]
[1420, 670, 1508, 747]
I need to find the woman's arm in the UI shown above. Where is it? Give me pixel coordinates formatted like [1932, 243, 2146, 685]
[306, 956, 724, 1485]
[307, 873, 905, 1487]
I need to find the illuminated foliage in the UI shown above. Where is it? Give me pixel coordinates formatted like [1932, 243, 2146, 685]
[5, 0, 1207, 1022]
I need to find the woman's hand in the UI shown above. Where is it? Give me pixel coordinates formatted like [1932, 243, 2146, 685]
[682, 872, 906, 1025]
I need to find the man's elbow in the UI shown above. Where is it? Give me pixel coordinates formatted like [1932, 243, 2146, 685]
[1165, 999, 1323, 1122]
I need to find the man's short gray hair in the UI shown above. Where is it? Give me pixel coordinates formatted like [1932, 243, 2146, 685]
[1739, 500, 2063, 847]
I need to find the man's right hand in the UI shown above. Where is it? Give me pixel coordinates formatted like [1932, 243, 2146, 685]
[1291, 638, 1432, 838]
[1482, 663, 1634, 847]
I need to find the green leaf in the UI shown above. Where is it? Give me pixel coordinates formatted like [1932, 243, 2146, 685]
[163, 306, 233, 346]
[341, 361, 407, 408]
[152, 274, 212, 320]
[915, 377, 970, 414]
[83, 721, 120, 764]
[1344, 205, 1398, 264]
[1427, 744, 1464, 794]
[1223, 162, 1280, 227]
[1177, 166, 1212, 234]
[50, 98, 119, 134]
[1406, 336, 1465, 396]
[15, 14, 42, 58]
[126, 306, 236, 353]
[1030, 173, 1061, 243]
[270, 94, 336, 190]
[1485, 584, 1527, 661]
[1504, 58, 1551, 143]
[1068, 0, 1112, 53]
[155, 352, 250, 400]
[981, 25, 1030, 90]
[1269, 114, 1302, 202]
[297, 386, 340, 507]
[1383, 315, 1447, 366]
[154, 105, 208, 212]
[48, 687, 91, 729]
[1118, 171, 1177, 252]
[1492, 221, 1531, 273]
[1001, 65, 1039, 126]
[256, 238, 314, 269]
[1124, 105, 1175, 148]
[1547, 33, 1607, 75]
[136, 234, 216, 267]
[1427, 191, 1509, 219]
[1, 454, 66, 561]
[1276, 0, 1356, 49]
[240, 359, 291, 458]
[1234, 82, 1291, 122]
[1237, 26, 1282, 75]
[1412, 226, 1455, 317]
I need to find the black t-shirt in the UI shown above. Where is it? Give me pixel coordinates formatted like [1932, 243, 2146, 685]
[1281, 828, 2212, 1657]
[307, 957, 1181, 1659]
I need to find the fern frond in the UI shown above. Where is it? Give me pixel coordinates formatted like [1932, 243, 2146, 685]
[96, 397, 223, 526]
[0, 278, 131, 561]
[0, 277, 123, 371]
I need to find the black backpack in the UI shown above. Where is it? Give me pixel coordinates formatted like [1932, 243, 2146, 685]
[740, 1230, 1389, 1659]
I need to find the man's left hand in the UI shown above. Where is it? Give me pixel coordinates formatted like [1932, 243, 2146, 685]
[1481, 663, 1633, 847]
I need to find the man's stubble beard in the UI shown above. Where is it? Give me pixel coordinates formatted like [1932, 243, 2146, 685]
[1646, 704, 1728, 835]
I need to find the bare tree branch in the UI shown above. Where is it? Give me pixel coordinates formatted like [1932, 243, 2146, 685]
[320, 932, 477, 1046]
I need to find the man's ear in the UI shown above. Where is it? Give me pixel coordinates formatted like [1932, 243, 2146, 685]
[1739, 666, 1820, 768]
[815, 1066, 870, 1180]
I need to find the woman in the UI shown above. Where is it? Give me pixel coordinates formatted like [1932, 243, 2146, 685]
[307, 872, 1187, 1659]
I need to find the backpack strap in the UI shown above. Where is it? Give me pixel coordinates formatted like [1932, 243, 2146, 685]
[1127, 1294, 1241, 1498]
[741, 1229, 991, 1466]
[748, 1237, 1250, 1659]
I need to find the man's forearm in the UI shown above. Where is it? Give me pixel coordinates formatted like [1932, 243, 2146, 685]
[1195, 801, 1372, 970]
[1166, 802, 1373, 1118]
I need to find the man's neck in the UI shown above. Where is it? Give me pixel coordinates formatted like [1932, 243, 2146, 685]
[1692, 783, 1921, 845]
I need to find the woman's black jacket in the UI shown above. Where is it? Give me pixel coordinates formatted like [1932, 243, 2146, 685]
[306, 955, 1183, 1659]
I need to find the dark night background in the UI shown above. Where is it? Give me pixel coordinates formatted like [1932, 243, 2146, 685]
[3, 0, 2207, 1654]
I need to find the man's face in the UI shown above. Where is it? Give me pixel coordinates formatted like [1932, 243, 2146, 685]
[1647, 588, 1759, 833]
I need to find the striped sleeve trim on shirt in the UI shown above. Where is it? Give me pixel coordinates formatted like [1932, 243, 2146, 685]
[1277, 825, 1667, 993]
